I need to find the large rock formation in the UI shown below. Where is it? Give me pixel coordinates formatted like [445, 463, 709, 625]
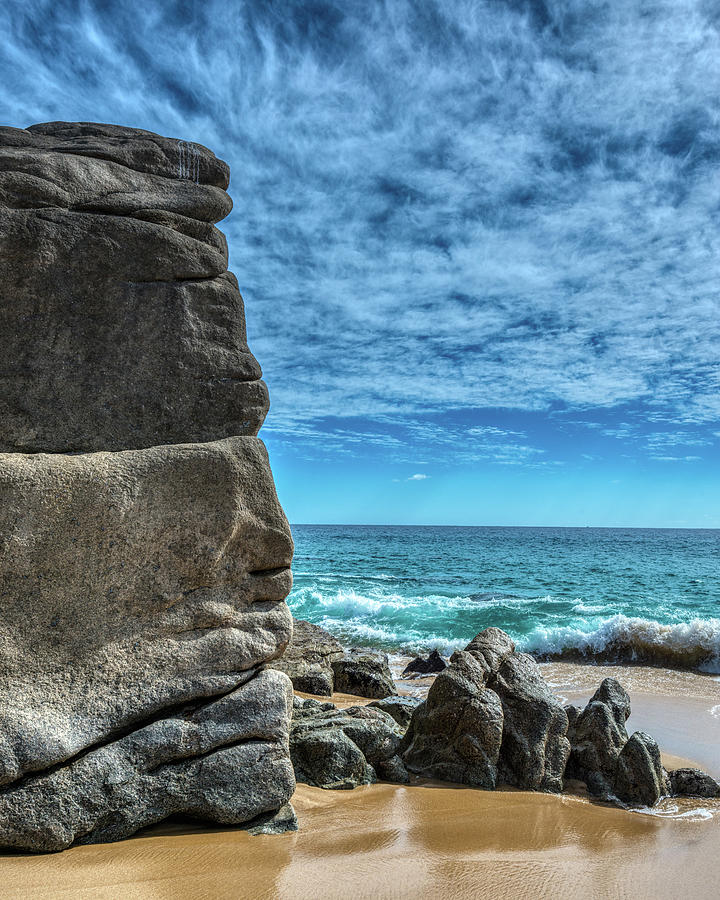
[268, 619, 343, 696]
[0, 122, 295, 851]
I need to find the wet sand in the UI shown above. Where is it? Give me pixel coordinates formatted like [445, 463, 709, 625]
[2, 662, 720, 899]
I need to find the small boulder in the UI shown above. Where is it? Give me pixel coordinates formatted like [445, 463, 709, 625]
[613, 732, 668, 806]
[400, 650, 504, 789]
[269, 619, 343, 696]
[668, 768, 720, 798]
[401, 650, 448, 676]
[331, 649, 396, 699]
[290, 697, 404, 789]
[566, 678, 630, 794]
[367, 696, 422, 731]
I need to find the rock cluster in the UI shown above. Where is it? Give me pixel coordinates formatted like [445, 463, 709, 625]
[0, 122, 296, 852]
[400, 629, 570, 791]
[269, 619, 343, 696]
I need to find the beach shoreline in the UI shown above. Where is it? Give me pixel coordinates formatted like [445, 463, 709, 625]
[2, 659, 719, 899]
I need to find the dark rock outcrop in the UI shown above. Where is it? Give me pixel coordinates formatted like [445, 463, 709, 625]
[269, 619, 343, 696]
[401, 628, 569, 792]
[290, 698, 407, 789]
[331, 649, 396, 699]
[401, 650, 447, 676]
[565, 678, 631, 796]
[667, 768, 720, 799]
[613, 732, 668, 806]
[0, 122, 295, 852]
[367, 697, 423, 730]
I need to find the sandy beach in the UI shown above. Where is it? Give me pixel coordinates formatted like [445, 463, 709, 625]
[1, 661, 719, 900]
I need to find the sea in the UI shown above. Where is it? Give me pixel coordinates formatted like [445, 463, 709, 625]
[287, 525, 720, 673]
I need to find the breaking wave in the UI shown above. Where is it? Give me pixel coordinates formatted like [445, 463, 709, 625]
[523, 615, 720, 673]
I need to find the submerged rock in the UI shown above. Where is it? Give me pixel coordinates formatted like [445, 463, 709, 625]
[331, 649, 396, 699]
[269, 619, 343, 696]
[290, 698, 406, 789]
[667, 768, 720, 799]
[401, 650, 448, 676]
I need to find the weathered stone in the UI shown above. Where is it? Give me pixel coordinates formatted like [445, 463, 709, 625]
[401, 650, 447, 676]
[331, 649, 396, 699]
[485, 651, 570, 793]
[368, 696, 423, 730]
[566, 678, 630, 793]
[0, 670, 295, 852]
[269, 619, 343, 696]
[400, 650, 504, 789]
[668, 768, 720, 799]
[613, 732, 668, 806]
[0, 122, 267, 452]
[290, 698, 404, 789]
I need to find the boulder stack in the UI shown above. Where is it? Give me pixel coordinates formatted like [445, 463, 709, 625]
[0, 122, 296, 852]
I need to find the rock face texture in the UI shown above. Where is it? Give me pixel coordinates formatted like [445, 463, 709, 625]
[291, 697, 407, 790]
[401, 628, 570, 792]
[331, 649, 396, 699]
[268, 619, 343, 696]
[0, 123, 295, 851]
[0, 122, 267, 452]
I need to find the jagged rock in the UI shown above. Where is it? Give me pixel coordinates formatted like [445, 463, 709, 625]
[400, 628, 569, 792]
[566, 678, 631, 794]
[490, 651, 570, 792]
[0, 123, 295, 851]
[0, 670, 295, 852]
[668, 768, 720, 799]
[331, 649, 396, 699]
[290, 698, 405, 789]
[0, 122, 268, 453]
[400, 650, 504, 788]
[269, 619, 343, 696]
[613, 732, 668, 806]
[368, 696, 423, 730]
[401, 650, 447, 676]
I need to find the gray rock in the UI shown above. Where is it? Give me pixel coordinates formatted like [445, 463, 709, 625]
[269, 619, 343, 696]
[401, 650, 447, 676]
[566, 678, 630, 792]
[668, 768, 720, 799]
[331, 649, 396, 699]
[613, 732, 668, 806]
[490, 651, 570, 792]
[291, 698, 404, 789]
[368, 696, 423, 730]
[0, 122, 267, 452]
[0, 670, 295, 852]
[400, 650, 504, 789]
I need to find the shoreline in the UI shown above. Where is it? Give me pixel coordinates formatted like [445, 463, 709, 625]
[2, 659, 720, 899]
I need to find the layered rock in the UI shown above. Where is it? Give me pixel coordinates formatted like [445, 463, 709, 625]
[331, 648, 396, 699]
[290, 698, 407, 789]
[0, 122, 267, 452]
[268, 619, 343, 696]
[0, 122, 295, 851]
[400, 628, 570, 792]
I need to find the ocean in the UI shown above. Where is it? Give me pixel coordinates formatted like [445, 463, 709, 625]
[287, 525, 720, 673]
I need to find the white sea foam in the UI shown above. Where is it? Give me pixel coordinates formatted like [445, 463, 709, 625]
[522, 614, 720, 672]
[710, 705, 720, 719]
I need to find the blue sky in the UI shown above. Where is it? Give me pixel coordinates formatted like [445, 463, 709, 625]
[2, 0, 719, 526]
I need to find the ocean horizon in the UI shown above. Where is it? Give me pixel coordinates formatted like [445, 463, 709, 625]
[288, 524, 720, 673]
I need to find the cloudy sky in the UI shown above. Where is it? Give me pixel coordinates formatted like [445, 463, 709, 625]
[3, 0, 719, 525]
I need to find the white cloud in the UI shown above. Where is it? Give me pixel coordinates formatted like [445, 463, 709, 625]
[407, 473, 429, 481]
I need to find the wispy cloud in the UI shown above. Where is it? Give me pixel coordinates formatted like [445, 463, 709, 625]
[1, 1, 718, 471]
[407, 473, 428, 481]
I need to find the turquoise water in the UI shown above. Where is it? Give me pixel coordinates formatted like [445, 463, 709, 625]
[288, 526, 720, 672]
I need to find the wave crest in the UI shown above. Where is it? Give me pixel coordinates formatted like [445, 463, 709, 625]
[523, 615, 720, 673]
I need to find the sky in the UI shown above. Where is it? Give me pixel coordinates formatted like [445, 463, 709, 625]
[1, 0, 719, 526]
